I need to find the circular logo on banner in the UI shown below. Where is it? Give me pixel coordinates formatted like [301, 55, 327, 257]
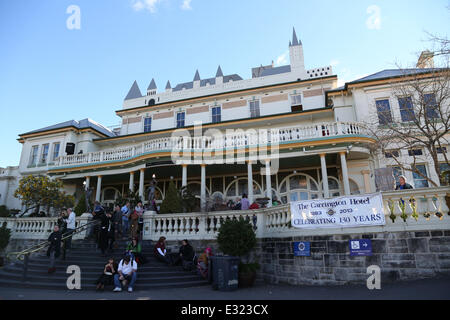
[327, 208, 336, 216]
[298, 242, 306, 251]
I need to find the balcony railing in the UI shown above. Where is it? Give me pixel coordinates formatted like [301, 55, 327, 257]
[2, 187, 448, 242]
[52, 122, 369, 168]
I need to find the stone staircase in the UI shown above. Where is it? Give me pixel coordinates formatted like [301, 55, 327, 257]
[0, 239, 209, 291]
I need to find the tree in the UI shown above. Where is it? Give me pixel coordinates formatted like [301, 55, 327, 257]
[159, 181, 183, 214]
[74, 193, 88, 216]
[14, 175, 75, 216]
[367, 36, 450, 187]
[180, 186, 197, 213]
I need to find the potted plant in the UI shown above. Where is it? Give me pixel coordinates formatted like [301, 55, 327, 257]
[0, 222, 11, 267]
[217, 217, 259, 288]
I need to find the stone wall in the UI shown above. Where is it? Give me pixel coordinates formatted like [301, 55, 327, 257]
[255, 230, 450, 286]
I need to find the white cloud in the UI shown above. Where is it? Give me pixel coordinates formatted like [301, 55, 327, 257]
[132, 0, 161, 13]
[274, 51, 289, 67]
[181, 0, 192, 10]
[366, 5, 381, 30]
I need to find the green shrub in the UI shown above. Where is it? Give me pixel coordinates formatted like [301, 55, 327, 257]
[0, 205, 9, 217]
[74, 193, 88, 216]
[160, 181, 183, 214]
[216, 217, 257, 257]
[0, 223, 11, 253]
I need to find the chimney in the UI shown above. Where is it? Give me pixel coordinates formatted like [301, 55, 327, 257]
[416, 50, 434, 69]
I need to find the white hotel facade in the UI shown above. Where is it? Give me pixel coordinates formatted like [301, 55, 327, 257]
[1, 29, 448, 213]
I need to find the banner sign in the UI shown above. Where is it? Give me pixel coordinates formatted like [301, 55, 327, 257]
[290, 194, 385, 229]
[293, 241, 311, 257]
[349, 239, 373, 256]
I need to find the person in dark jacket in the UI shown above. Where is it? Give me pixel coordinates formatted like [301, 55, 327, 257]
[98, 211, 113, 256]
[47, 225, 62, 274]
[172, 239, 195, 270]
[395, 176, 414, 190]
[96, 257, 117, 291]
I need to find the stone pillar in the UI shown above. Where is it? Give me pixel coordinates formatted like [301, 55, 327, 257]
[362, 170, 372, 194]
[95, 176, 102, 202]
[85, 176, 90, 190]
[247, 160, 254, 203]
[139, 168, 145, 201]
[201, 164, 206, 211]
[320, 153, 330, 199]
[129, 171, 135, 192]
[265, 160, 272, 207]
[340, 152, 351, 195]
[182, 165, 188, 187]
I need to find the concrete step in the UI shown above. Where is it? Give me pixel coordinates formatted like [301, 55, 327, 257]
[0, 277, 209, 291]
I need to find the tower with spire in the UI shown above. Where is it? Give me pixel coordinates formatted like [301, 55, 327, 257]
[147, 78, 157, 96]
[289, 27, 305, 74]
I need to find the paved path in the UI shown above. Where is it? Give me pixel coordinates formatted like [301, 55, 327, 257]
[0, 277, 449, 300]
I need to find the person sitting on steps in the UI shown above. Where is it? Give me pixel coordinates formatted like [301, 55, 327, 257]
[154, 236, 173, 265]
[172, 239, 196, 271]
[96, 257, 117, 291]
[113, 255, 138, 293]
[126, 237, 146, 265]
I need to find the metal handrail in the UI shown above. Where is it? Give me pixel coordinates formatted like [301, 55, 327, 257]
[7, 218, 100, 261]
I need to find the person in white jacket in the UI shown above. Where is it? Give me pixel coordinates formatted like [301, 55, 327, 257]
[113, 255, 138, 292]
[64, 208, 76, 250]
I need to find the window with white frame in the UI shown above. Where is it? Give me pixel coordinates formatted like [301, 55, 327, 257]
[249, 100, 260, 118]
[291, 94, 302, 106]
[40, 144, 49, 164]
[424, 93, 439, 119]
[30, 146, 39, 166]
[211, 106, 221, 123]
[144, 117, 152, 132]
[376, 99, 393, 125]
[440, 163, 450, 185]
[176, 111, 185, 128]
[390, 166, 403, 182]
[412, 164, 429, 188]
[398, 96, 415, 122]
[52, 143, 60, 161]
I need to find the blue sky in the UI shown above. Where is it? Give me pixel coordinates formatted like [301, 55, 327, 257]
[0, 0, 449, 167]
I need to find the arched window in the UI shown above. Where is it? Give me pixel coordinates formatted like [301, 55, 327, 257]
[278, 174, 320, 204]
[225, 178, 262, 200]
[148, 99, 155, 106]
[101, 187, 121, 206]
[349, 179, 361, 195]
[320, 177, 342, 198]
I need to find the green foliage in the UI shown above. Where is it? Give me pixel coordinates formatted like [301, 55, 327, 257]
[74, 193, 88, 216]
[160, 181, 183, 214]
[116, 189, 141, 209]
[181, 186, 197, 213]
[0, 205, 9, 218]
[239, 262, 260, 273]
[217, 217, 257, 257]
[14, 175, 74, 215]
[0, 223, 11, 252]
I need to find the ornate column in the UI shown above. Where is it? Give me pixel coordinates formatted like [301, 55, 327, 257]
[129, 171, 135, 192]
[320, 153, 330, 198]
[340, 152, 351, 195]
[361, 170, 372, 194]
[265, 160, 272, 207]
[201, 164, 206, 212]
[85, 176, 90, 190]
[182, 164, 188, 187]
[95, 176, 102, 202]
[139, 168, 145, 201]
[247, 160, 254, 203]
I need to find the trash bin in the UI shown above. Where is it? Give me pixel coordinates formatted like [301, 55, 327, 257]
[209, 256, 240, 291]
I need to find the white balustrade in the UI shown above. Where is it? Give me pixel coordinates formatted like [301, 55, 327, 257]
[50, 122, 367, 168]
